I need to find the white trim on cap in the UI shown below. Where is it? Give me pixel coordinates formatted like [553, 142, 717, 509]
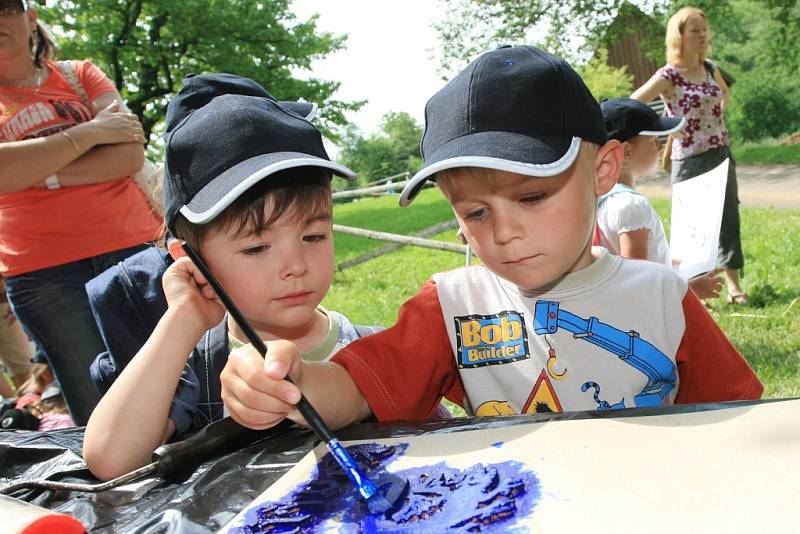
[304, 102, 319, 122]
[180, 157, 356, 224]
[640, 117, 685, 137]
[399, 136, 581, 206]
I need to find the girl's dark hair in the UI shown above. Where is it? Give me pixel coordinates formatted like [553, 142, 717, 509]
[173, 166, 333, 253]
[31, 22, 57, 67]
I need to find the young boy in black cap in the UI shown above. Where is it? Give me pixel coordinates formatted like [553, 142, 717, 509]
[596, 97, 723, 299]
[219, 46, 762, 432]
[83, 73, 371, 480]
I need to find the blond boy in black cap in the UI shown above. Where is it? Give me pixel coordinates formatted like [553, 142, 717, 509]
[220, 47, 762, 432]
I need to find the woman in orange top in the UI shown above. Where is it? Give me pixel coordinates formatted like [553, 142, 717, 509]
[0, 1, 163, 424]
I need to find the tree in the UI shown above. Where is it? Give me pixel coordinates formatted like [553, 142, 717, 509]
[39, 0, 363, 150]
[337, 112, 423, 187]
[433, 0, 671, 76]
[577, 48, 634, 101]
[434, 0, 800, 142]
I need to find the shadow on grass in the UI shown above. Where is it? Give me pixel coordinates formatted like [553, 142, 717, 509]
[745, 283, 800, 309]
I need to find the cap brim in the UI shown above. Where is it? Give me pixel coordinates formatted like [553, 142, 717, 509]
[279, 101, 319, 121]
[399, 132, 580, 206]
[180, 152, 356, 224]
[640, 117, 685, 137]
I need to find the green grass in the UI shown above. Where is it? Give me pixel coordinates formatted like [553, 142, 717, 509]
[734, 140, 800, 165]
[652, 198, 800, 399]
[332, 188, 456, 263]
[324, 192, 800, 403]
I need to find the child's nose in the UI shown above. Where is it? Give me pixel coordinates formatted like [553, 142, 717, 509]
[493, 212, 524, 244]
[280, 250, 309, 278]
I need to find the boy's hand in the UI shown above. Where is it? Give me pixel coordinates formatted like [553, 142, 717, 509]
[220, 340, 304, 430]
[689, 268, 724, 300]
[162, 256, 225, 333]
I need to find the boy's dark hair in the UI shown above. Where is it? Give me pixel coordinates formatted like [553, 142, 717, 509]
[173, 166, 332, 253]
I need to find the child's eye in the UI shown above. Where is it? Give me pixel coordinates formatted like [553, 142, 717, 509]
[521, 194, 545, 205]
[464, 207, 487, 221]
[242, 245, 268, 255]
[303, 233, 327, 243]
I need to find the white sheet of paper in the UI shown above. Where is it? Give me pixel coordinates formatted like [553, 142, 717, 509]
[221, 399, 800, 533]
[669, 159, 729, 280]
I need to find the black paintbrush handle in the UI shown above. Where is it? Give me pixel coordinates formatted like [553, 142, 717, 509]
[181, 242, 335, 443]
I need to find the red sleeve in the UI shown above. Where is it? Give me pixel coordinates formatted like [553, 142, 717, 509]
[332, 279, 463, 422]
[675, 290, 763, 403]
[76, 60, 117, 102]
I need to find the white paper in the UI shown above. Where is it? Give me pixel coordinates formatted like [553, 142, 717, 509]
[221, 400, 800, 534]
[669, 159, 729, 280]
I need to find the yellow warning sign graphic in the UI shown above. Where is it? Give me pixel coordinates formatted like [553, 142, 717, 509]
[522, 369, 563, 414]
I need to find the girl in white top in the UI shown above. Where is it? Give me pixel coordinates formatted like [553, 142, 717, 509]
[597, 98, 722, 299]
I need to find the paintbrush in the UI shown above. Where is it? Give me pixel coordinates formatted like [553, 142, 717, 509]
[181, 242, 396, 515]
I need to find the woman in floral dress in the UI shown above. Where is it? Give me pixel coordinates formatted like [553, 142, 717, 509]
[633, 6, 747, 304]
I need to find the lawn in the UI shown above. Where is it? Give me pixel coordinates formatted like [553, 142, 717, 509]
[323, 188, 800, 402]
[734, 140, 800, 165]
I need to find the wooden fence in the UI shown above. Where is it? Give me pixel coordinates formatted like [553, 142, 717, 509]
[333, 174, 471, 270]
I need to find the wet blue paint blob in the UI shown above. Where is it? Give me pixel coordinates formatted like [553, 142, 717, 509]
[230, 443, 541, 533]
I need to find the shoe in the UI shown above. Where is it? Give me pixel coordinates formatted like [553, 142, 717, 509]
[727, 293, 748, 305]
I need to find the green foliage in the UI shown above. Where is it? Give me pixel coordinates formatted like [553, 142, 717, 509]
[434, 1, 800, 144]
[693, 0, 800, 142]
[38, 0, 364, 153]
[432, 0, 667, 74]
[652, 199, 800, 399]
[726, 72, 800, 142]
[337, 112, 423, 186]
[327, 194, 800, 400]
[734, 140, 800, 165]
[577, 48, 634, 101]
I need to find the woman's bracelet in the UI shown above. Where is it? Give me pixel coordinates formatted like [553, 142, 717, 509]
[60, 130, 81, 155]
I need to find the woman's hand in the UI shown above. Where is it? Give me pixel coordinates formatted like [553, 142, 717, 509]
[86, 100, 145, 146]
[162, 257, 226, 334]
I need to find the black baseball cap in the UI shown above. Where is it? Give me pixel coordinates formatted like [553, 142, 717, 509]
[0, 0, 29, 15]
[163, 74, 356, 234]
[400, 45, 608, 206]
[601, 97, 684, 142]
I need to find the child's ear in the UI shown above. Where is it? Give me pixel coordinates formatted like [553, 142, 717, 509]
[167, 239, 187, 260]
[594, 140, 623, 196]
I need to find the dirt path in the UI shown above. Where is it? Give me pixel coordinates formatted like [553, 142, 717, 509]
[637, 165, 800, 209]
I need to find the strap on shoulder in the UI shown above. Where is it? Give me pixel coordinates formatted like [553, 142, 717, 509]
[54, 60, 90, 106]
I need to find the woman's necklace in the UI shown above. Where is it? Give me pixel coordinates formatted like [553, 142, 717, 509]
[0, 67, 44, 116]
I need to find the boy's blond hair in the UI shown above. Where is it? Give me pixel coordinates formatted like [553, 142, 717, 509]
[436, 142, 599, 200]
[666, 7, 711, 65]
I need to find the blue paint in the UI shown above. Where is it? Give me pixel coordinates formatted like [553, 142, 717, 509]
[230, 443, 541, 533]
[327, 438, 379, 500]
[491, 441, 504, 448]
